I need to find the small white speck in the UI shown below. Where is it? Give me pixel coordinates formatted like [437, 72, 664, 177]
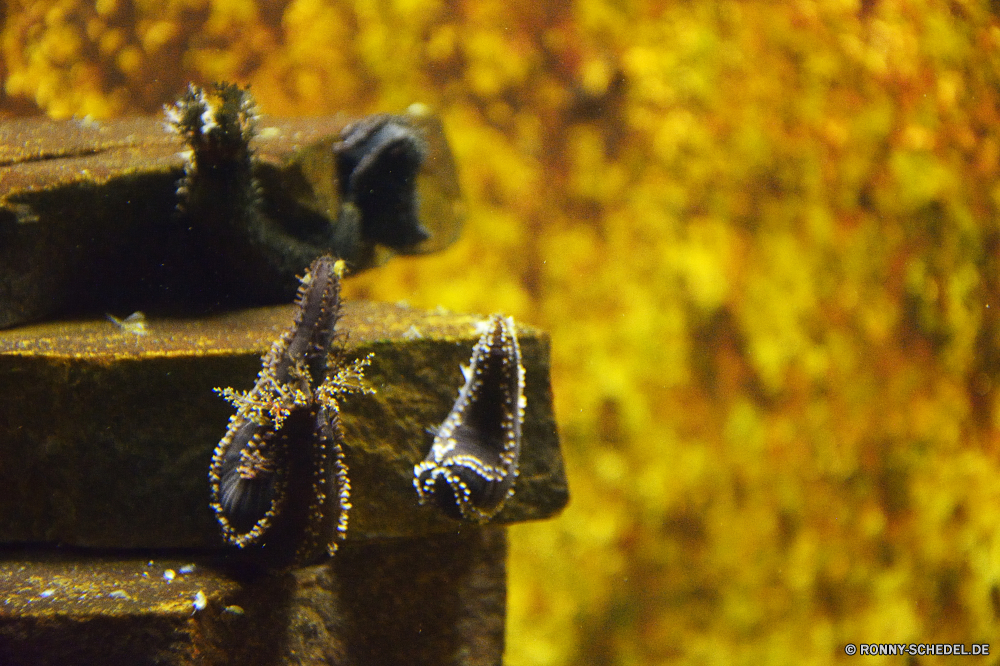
[38, 589, 55, 598]
[163, 569, 176, 582]
[108, 590, 130, 600]
[106, 311, 149, 336]
[178, 564, 196, 574]
[193, 590, 207, 612]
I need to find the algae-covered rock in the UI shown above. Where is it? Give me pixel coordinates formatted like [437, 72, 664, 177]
[0, 301, 567, 548]
[0, 527, 506, 666]
[0, 111, 463, 328]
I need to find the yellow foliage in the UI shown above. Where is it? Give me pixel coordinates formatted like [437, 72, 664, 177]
[7, 0, 1000, 664]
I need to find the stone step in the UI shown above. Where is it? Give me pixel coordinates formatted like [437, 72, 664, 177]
[0, 527, 507, 666]
[0, 302, 566, 663]
[0, 112, 464, 328]
[0, 301, 567, 548]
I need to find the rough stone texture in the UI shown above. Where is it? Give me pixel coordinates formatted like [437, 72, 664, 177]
[0, 527, 507, 666]
[0, 301, 568, 547]
[0, 114, 463, 328]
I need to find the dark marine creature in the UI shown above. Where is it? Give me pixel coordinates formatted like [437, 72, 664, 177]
[167, 82, 259, 223]
[414, 314, 526, 522]
[209, 255, 372, 567]
[165, 83, 445, 305]
[333, 113, 430, 255]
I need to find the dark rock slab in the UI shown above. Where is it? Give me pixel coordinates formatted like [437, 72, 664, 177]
[0, 112, 464, 328]
[0, 302, 568, 548]
[0, 527, 506, 666]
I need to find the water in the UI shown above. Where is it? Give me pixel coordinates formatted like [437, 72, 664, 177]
[4, 1, 999, 664]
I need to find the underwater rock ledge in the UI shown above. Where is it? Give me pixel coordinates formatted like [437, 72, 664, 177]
[0, 110, 464, 329]
[0, 528, 507, 666]
[0, 300, 567, 548]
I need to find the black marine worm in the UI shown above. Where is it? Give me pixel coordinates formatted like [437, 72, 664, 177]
[414, 314, 526, 522]
[165, 82, 259, 222]
[209, 255, 372, 567]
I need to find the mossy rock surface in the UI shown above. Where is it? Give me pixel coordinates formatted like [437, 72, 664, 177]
[0, 528, 507, 666]
[0, 301, 567, 548]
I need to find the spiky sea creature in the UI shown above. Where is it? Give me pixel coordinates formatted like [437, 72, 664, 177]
[209, 255, 372, 567]
[414, 314, 526, 522]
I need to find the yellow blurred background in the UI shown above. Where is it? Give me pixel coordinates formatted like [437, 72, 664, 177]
[6, 0, 1000, 663]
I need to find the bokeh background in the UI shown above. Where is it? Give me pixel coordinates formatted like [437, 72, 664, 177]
[6, 0, 1000, 663]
